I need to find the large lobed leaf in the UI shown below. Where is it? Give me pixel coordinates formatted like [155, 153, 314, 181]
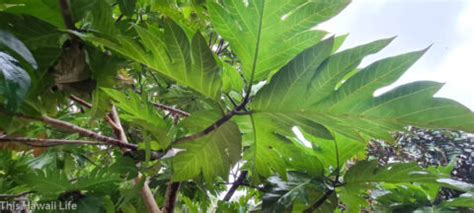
[171, 111, 242, 182]
[208, 0, 349, 81]
[80, 20, 222, 100]
[251, 36, 474, 146]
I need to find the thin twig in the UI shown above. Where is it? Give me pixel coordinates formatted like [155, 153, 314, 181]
[70, 95, 92, 108]
[110, 106, 128, 143]
[115, 14, 124, 24]
[135, 174, 162, 213]
[174, 92, 250, 144]
[69, 95, 121, 131]
[216, 39, 224, 53]
[217, 43, 229, 55]
[0, 137, 103, 147]
[226, 94, 238, 108]
[153, 103, 190, 117]
[223, 171, 248, 201]
[173, 108, 238, 144]
[334, 139, 341, 183]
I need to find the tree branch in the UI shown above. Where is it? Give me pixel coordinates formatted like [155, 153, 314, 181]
[111, 107, 162, 213]
[38, 115, 138, 150]
[153, 103, 190, 117]
[223, 171, 248, 201]
[163, 181, 180, 213]
[58, 0, 76, 30]
[14, 114, 138, 150]
[174, 98, 249, 144]
[0, 137, 103, 147]
[174, 109, 238, 144]
[134, 174, 163, 213]
[70, 95, 91, 108]
[58, 0, 81, 45]
[70, 95, 121, 131]
[110, 106, 128, 144]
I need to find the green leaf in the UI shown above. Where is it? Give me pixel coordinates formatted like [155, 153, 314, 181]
[3, 0, 63, 28]
[222, 63, 243, 93]
[436, 178, 474, 192]
[117, 0, 137, 17]
[307, 132, 366, 171]
[243, 37, 337, 177]
[339, 161, 439, 212]
[90, 0, 117, 35]
[0, 30, 37, 69]
[75, 168, 122, 194]
[0, 51, 31, 111]
[171, 111, 241, 182]
[253, 37, 474, 143]
[338, 183, 368, 213]
[0, 13, 62, 71]
[208, 0, 350, 81]
[344, 161, 438, 184]
[374, 183, 431, 212]
[70, 0, 99, 22]
[0, 31, 36, 111]
[262, 172, 325, 212]
[440, 192, 474, 208]
[102, 88, 171, 148]
[76, 196, 107, 213]
[81, 20, 222, 99]
[307, 37, 395, 104]
[108, 156, 138, 180]
[22, 168, 72, 196]
[244, 113, 324, 178]
[87, 46, 124, 88]
[253, 36, 337, 110]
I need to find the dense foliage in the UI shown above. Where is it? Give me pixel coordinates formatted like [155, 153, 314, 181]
[0, 0, 473, 212]
[368, 128, 474, 212]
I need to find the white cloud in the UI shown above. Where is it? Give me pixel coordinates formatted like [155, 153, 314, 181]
[433, 1, 474, 109]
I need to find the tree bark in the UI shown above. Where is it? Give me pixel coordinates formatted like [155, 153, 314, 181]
[223, 171, 248, 201]
[163, 181, 181, 213]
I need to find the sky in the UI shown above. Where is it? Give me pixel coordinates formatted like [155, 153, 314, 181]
[319, 0, 474, 110]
